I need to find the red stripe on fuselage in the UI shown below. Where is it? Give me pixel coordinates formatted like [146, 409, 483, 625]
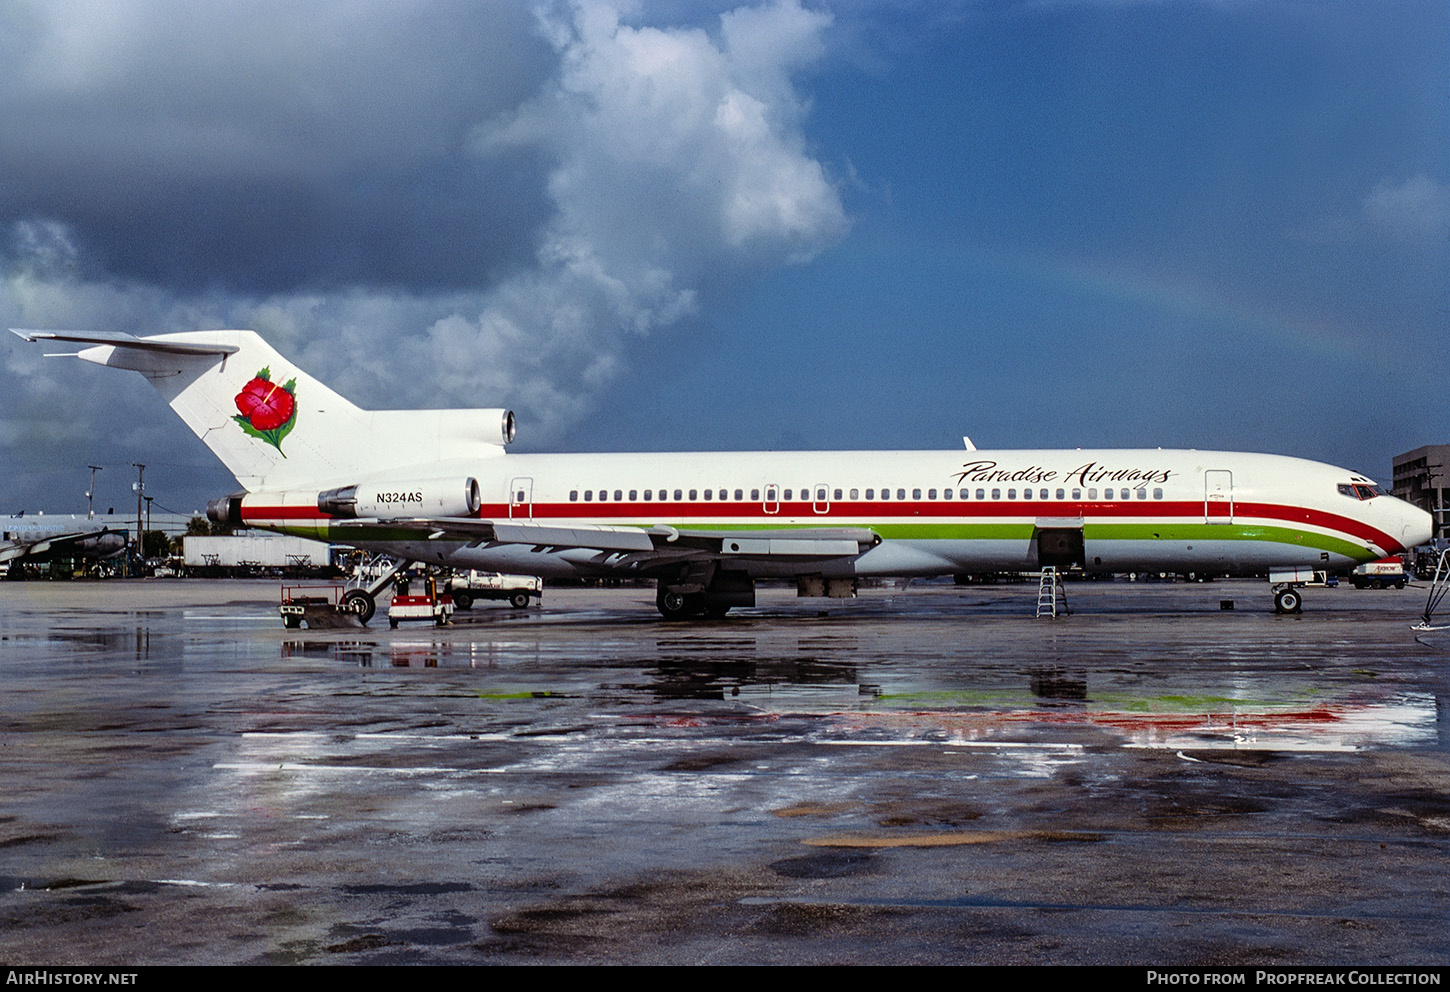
[240, 497, 1397, 551]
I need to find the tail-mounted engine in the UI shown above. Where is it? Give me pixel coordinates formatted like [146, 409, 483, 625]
[207, 477, 482, 534]
[318, 477, 482, 518]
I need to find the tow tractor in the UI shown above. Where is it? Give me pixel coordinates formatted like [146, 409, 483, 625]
[386, 574, 453, 629]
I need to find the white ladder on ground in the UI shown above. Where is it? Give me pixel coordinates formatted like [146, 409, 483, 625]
[1413, 548, 1450, 630]
[1036, 566, 1069, 618]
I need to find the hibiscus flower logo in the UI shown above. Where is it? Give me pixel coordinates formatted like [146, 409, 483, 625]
[233, 367, 297, 454]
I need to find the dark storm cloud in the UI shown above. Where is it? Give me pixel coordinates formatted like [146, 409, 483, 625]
[0, 0, 556, 292]
[1, 0, 849, 510]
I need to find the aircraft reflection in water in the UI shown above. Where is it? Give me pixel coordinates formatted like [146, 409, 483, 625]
[13, 329, 1433, 619]
[279, 638, 1435, 753]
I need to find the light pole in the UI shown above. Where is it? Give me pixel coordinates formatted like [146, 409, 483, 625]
[131, 462, 145, 569]
[143, 495, 154, 559]
[86, 465, 102, 520]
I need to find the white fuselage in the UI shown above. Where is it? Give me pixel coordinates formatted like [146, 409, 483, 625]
[239, 448, 1431, 580]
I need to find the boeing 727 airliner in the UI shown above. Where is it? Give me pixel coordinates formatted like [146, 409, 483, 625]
[13, 329, 1433, 620]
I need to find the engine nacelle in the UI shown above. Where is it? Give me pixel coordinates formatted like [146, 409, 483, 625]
[318, 477, 482, 519]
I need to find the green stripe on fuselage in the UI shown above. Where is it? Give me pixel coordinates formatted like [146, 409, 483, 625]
[268, 518, 1372, 560]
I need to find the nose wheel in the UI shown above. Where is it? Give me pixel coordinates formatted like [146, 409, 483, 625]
[1273, 586, 1302, 614]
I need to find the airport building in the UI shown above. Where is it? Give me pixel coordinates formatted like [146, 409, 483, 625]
[1391, 444, 1450, 540]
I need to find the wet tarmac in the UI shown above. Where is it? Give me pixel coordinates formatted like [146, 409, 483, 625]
[1, 577, 1447, 965]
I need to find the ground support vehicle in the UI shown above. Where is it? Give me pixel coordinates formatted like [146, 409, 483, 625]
[278, 585, 364, 629]
[387, 593, 454, 628]
[1351, 557, 1408, 589]
[387, 574, 454, 628]
[446, 570, 542, 610]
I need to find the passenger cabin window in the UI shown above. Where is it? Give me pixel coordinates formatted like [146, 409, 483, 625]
[1023, 489, 1033, 500]
[704, 489, 712, 500]
[736, 489, 744, 501]
[629, 490, 637, 501]
[1136, 489, 1147, 500]
[975, 489, 985, 500]
[784, 489, 793, 500]
[1153, 488, 1163, 500]
[751, 489, 760, 500]
[1088, 489, 1097, 500]
[584, 491, 593, 501]
[897, 489, 906, 500]
[866, 489, 875, 500]
[928, 489, 937, 499]
[614, 490, 623, 501]
[1056, 489, 1066, 500]
[570, 490, 579, 502]
[644, 490, 653, 501]
[1105, 489, 1114, 499]
[990, 489, 1000, 500]
[673, 489, 682, 501]
[689, 489, 698, 500]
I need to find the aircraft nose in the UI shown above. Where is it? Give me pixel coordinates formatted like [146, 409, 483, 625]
[1403, 502, 1434, 550]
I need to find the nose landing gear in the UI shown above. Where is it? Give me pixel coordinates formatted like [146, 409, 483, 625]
[1273, 586, 1303, 614]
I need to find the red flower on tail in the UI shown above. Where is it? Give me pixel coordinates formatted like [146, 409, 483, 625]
[235, 376, 296, 431]
[232, 367, 298, 454]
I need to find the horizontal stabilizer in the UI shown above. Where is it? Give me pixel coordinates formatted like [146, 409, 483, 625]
[11, 329, 239, 356]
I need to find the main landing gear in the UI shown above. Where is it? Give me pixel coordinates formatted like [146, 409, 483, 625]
[656, 587, 731, 621]
[655, 571, 754, 620]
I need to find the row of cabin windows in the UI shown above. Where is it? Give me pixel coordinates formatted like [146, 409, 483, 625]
[565, 487, 1168, 503]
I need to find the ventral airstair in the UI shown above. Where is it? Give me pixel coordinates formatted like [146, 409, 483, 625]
[1036, 566, 1070, 619]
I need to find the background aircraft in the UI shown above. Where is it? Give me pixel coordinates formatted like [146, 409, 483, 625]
[0, 513, 127, 573]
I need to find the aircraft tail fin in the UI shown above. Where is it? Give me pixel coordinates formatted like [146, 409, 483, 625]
[12, 330, 515, 490]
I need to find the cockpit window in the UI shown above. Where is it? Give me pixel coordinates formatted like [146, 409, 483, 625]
[1338, 483, 1386, 500]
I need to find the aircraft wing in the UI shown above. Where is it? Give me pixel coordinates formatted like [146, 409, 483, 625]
[372, 517, 878, 561]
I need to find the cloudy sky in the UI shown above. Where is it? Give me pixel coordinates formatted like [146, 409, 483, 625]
[2, 0, 1446, 515]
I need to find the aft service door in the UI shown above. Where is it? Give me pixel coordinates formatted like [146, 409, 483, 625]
[1204, 470, 1233, 524]
[509, 477, 534, 520]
